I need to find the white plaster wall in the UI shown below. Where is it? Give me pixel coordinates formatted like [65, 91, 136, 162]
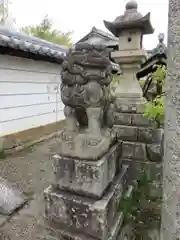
[0, 55, 65, 136]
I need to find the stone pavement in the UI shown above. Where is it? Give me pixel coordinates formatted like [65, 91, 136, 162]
[0, 137, 60, 240]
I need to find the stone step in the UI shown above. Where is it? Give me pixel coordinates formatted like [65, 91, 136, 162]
[114, 125, 163, 144]
[52, 142, 122, 199]
[43, 165, 129, 240]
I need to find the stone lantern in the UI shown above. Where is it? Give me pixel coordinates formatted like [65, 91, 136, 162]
[104, 0, 154, 112]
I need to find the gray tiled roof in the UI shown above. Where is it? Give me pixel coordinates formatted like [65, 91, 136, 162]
[76, 26, 118, 45]
[91, 27, 118, 41]
[0, 26, 68, 61]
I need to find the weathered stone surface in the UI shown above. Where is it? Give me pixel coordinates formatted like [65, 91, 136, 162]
[114, 125, 137, 141]
[44, 165, 128, 240]
[53, 143, 122, 198]
[112, 126, 163, 145]
[123, 160, 162, 181]
[160, 2, 180, 238]
[114, 98, 145, 114]
[0, 177, 26, 215]
[114, 113, 132, 126]
[121, 142, 147, 161]
[137, 127, 163, 144]
[41, 212, 123, 240]
[122, 159, 162, 198]
[58, 129, 115, 160]
[137, 127, 154, 143]
[131, 114, 152, 127]
[154, 128, 164, 143]
[147, 144, 162, 162]
[114, 113, 153, 127]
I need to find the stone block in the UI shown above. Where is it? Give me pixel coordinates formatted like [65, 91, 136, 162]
[114, 125, 137, 141]
[44, 165, 128, 240]
[114, 113, 132, 125]
[114, 113, 153, 127]
[53, 143, 122, 198]
[154, 128, 164, 143]
[115, 98, 145, 114]
[122, 142, 147, 161]
[131, 114, 152, 127]
[138, 127, 164, 143]
[138, 127, 154, 143]
[0, 177, 26, 215]
[147, 143, 162, 162]
[42, 212, 123, 240]
[122, 159, 162, 184]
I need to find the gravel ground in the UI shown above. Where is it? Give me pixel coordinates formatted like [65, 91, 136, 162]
[0, 137, 60, 240]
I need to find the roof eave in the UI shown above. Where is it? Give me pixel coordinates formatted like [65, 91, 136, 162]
[104, 13, 154, 37]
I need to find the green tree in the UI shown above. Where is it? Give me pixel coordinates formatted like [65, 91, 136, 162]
[21, 15, 73, 47]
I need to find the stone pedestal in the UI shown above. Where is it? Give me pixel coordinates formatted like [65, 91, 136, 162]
[52, 143, 122, 198]
[43, 143, 129, 240]
[44, 166, 128, 240]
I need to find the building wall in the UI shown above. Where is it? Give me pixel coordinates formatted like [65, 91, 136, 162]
[0, 55, 64, 136]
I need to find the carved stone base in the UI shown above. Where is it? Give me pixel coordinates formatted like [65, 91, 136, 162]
[52, 142, 122, 198]
[44, 165, 129, 240]
[58, 129, 115, 160]
[42, 213, 123, 240]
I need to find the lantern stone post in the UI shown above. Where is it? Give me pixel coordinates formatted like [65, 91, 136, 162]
[104, 0, 154, 113]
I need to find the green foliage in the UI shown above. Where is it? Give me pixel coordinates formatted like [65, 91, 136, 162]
[151, 65, 166, 86]
[143, 96, 164, 127]
[21, 15, 73, 47]
[143, 64, 166, 126]
[139, 79, 145, 88]
[119, 169, 161, 238]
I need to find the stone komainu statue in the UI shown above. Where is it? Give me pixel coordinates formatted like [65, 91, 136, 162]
[61, 43, 114, 131]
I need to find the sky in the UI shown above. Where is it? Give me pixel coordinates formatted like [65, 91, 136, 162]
[9, 0, 168, 50]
